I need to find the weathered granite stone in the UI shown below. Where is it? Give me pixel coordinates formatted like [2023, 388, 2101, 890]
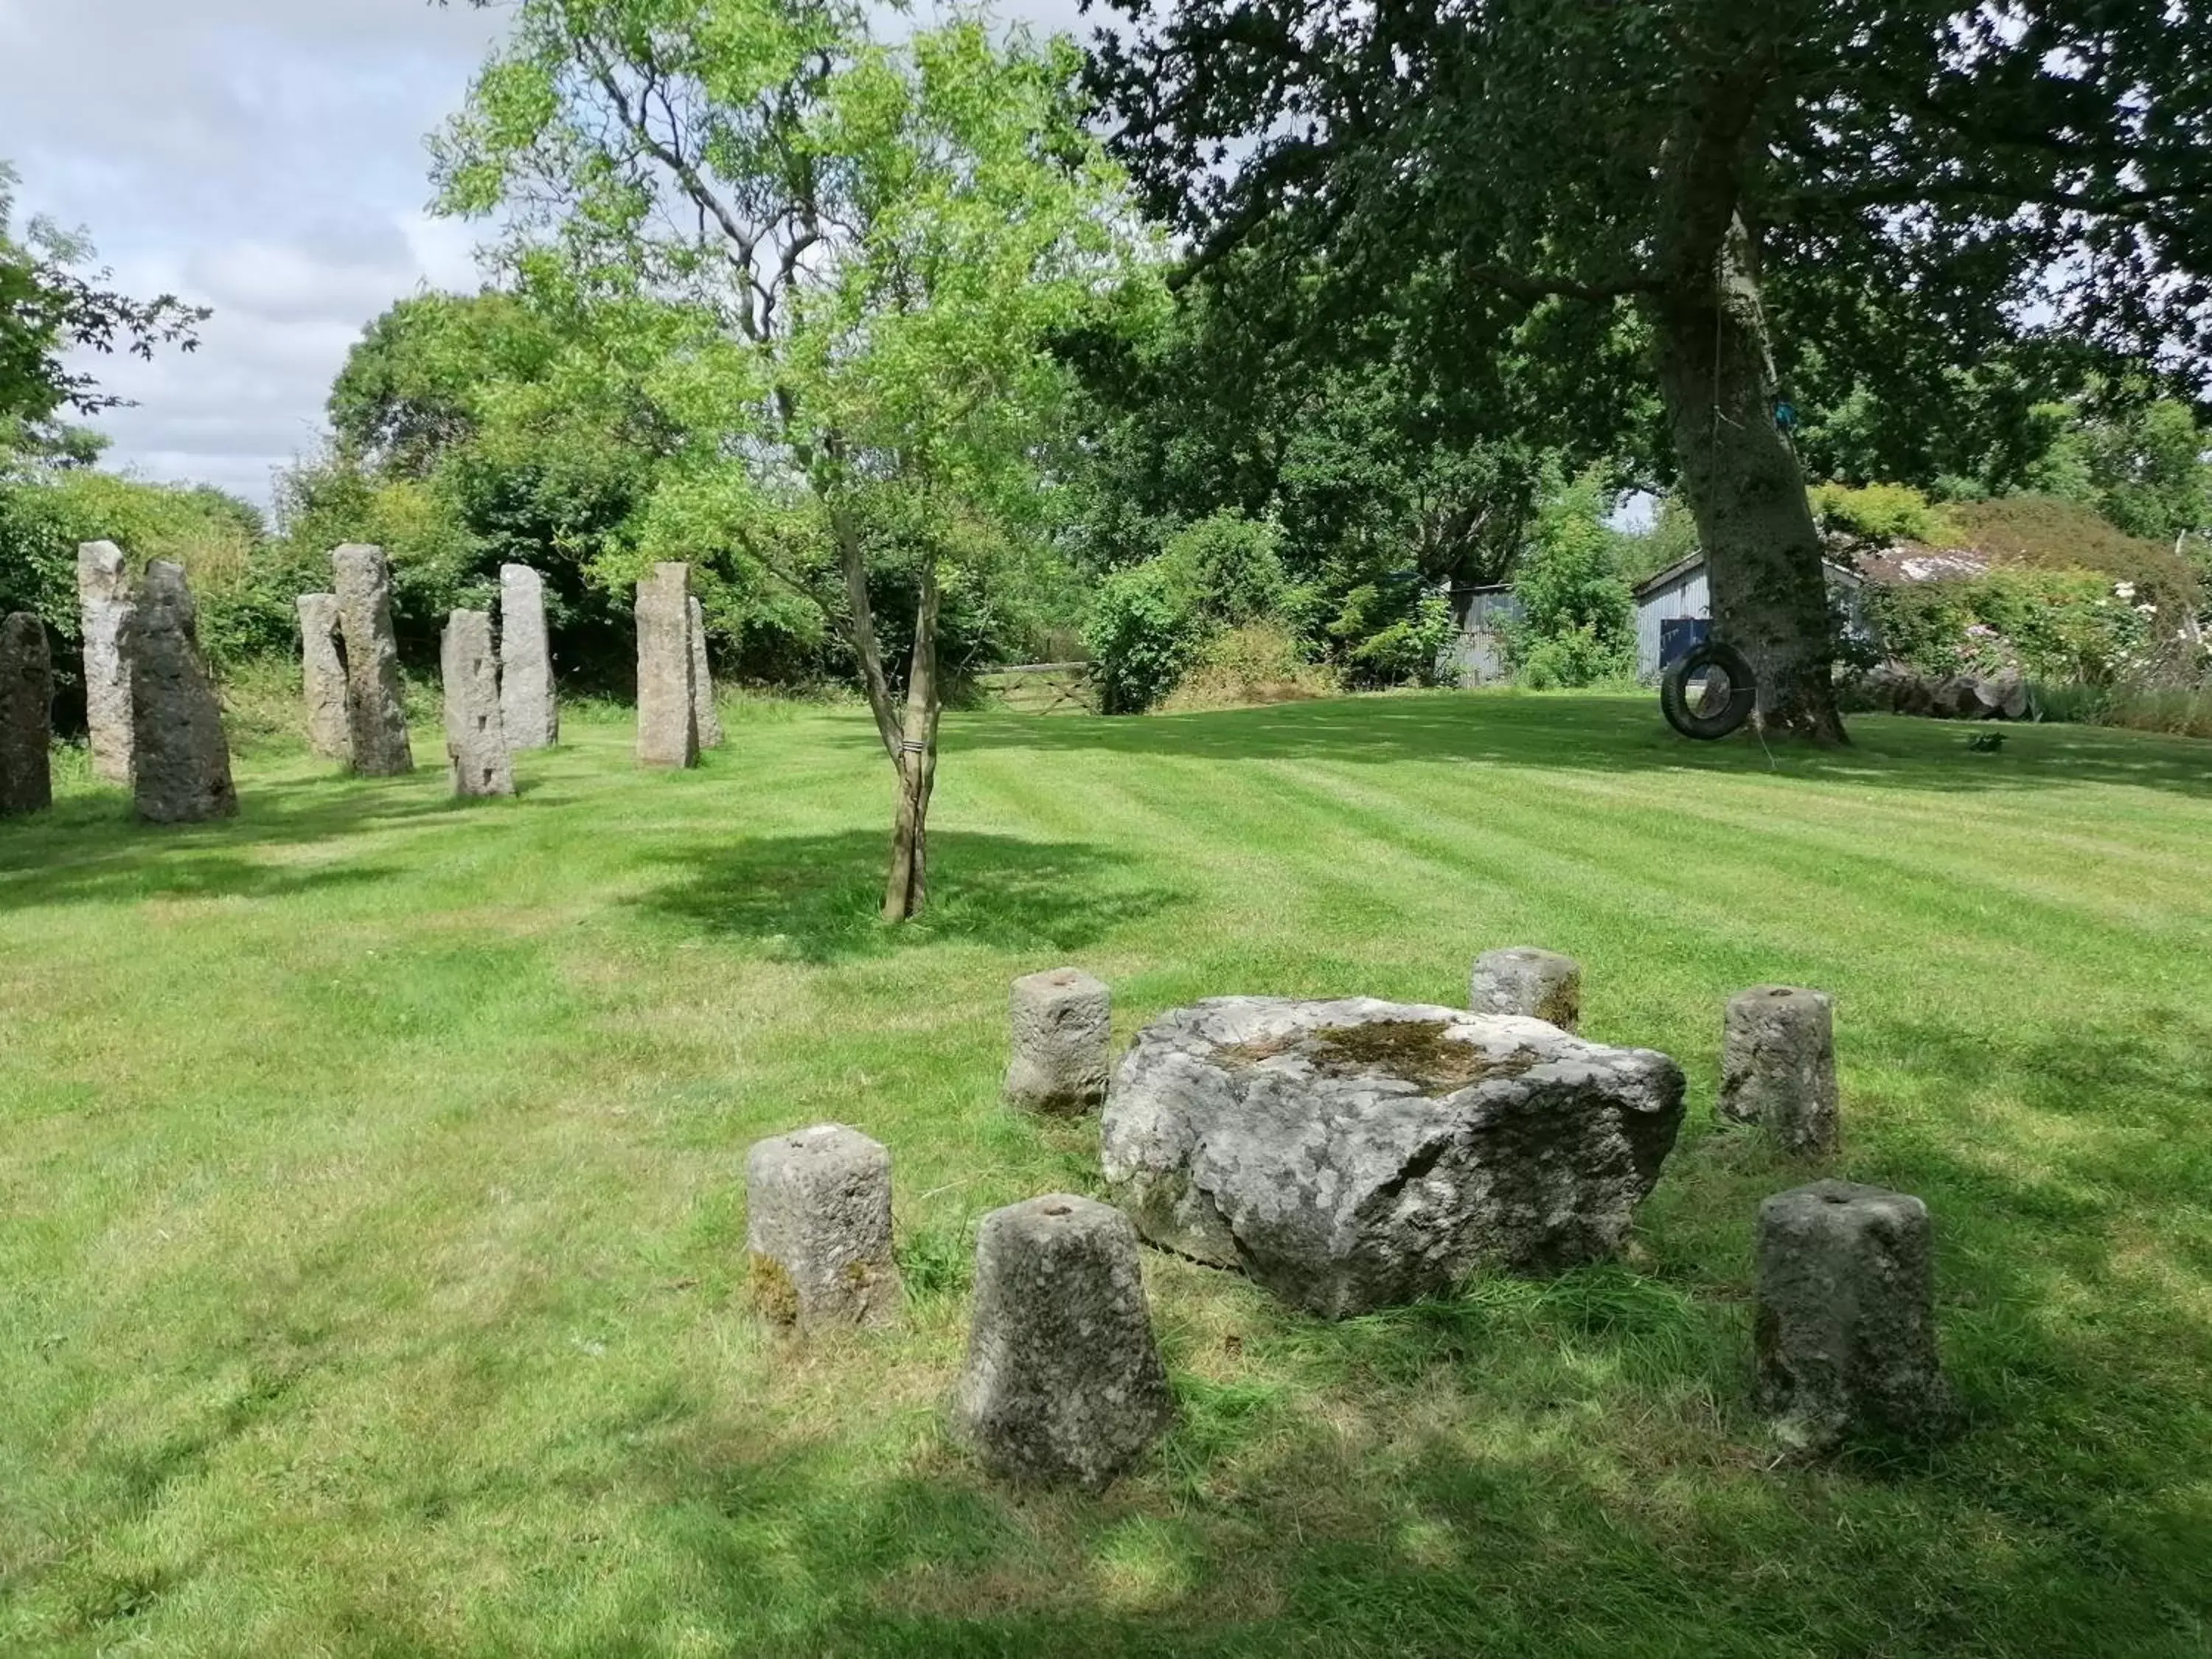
[1006, 968, 1113, 1115]
[125, 563, 236, 824]
[440, 609, 515, 799]
[949, 1194, 1174, 1489]
[332, 543, 414, 776]
[1719, 987, 1840, 1155]
[1470, 947, 1582, 1032]
[1755, 1180, 1951, 1451]
[1102, 997, 1686, 1318]
[296, 592, 351, 762]
[0, 613, 53, 816]
[635, 562, 698, 768]
[77, 541, 133, 784]
[745, 1124, 901, 1331]
[687, 594, 723, 750]
[498, 563, 558, 751]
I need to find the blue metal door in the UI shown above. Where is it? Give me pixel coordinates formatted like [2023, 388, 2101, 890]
[1660, 616, 1710, 669]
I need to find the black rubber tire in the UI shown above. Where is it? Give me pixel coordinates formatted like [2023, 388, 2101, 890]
[1660, 639, 1758, 740]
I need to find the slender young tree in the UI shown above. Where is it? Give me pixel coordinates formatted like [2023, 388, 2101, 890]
[438, 0, 1158, 917]
[1089, 1, 2212, 740]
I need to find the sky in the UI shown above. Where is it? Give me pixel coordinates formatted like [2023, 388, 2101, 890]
[0, 0, 1083, 512]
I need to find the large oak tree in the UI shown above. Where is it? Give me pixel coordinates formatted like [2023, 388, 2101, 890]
[1088, 0, 2212, 738]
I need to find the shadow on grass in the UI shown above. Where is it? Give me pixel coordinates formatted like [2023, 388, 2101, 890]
[0, 774, 494, 913]
[633, 829, 1186, 964]
[935, 692, 2212, 800]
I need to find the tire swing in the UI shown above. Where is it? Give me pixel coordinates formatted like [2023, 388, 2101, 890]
[1660, 639, 1758, 740]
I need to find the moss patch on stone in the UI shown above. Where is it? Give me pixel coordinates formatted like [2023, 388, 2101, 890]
[748, 1252, 800, 1325]
[1220, 1020, 1537, 1095]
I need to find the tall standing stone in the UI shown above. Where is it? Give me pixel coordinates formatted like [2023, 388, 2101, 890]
[1755, 1180, 1951, 1451]
[126, 563, 236, 824]
[1470, 947, 1582, 1032]
[1005, 968, 1113, 1114]
[440, 609, 515, 799]
[332, 543, 413, 776]
[498, 563, 558, 751]
[296, 592, 351, 762]
[745, 1124, 902, 1331]
[949, 1194, 1175, 1489]
[687, 594, 723, 750]
[1719, 986, 1840, 1155]
[76, 541, 133, 784]
[635, 562, 698, 768]
[0, 613, 53, 817]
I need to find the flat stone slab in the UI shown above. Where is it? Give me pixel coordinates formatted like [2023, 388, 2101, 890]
[296, 592, 350, 762]
[1102, 996, 1686, 1317]
[498, 563, 558, 751]
[441, 608, 515, 798]
[333, 543, 414, 776]
[636, 563, 698, 768]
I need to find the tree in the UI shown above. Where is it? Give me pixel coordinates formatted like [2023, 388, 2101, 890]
[437, 0, 1157, 919]
[0, 161, 206, 455]
[1088, 1, 2212, 740]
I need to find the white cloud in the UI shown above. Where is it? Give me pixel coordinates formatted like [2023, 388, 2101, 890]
[0, 0, 1100, 509]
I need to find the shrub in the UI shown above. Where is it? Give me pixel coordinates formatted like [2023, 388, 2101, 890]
[1866, 568, 2151, 684]
[1160, 619, 1340, 711]
[1809, 480, 1961, 546]
[1085, 560, 1207, 713]
[1505, 470, 1636, 686]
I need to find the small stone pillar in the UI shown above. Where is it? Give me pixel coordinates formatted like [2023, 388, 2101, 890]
[126, 563, 237, 824]
[635, 562, 698, 768]
[498, 563, 559, 751]
[1005, 968, 1113, 1114]
[440, 609, 515, 799]
[950, 1194, 1175, 1489]
[1470, 946, 1582, 1032]
[687, 595, 723, 750]
[1719, 986, 1840, 1155]
[0, 613, 53, 817]
[1755, 1180, 1950, 1450]
[332, 543, 414, 776]
[296, 593, 351, 762]
[745, 1124, 901, 1331]
[77, 541, 133, 784]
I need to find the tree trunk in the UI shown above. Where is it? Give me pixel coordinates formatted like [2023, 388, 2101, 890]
[1651, 215, 1846, 742]
[881, 558, 942, 922]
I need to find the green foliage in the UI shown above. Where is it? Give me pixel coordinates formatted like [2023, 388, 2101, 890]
[1866, 568, 2152, 685]
[0, 161, 207, 446]
[0, 467, 278, 664]
[1947, 495, 2203, 624]
[1082, 510, 1302, 711]
[1610, 494, 1701, 588]
[1809, 481, 1960, 547]
[1504, 471, 1635, 688]
[1084, 558, 1207, 714]
[2025, 398, 2212, 546]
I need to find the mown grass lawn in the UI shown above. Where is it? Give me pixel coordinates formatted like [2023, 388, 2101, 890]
[3, 690, 2209, 1658]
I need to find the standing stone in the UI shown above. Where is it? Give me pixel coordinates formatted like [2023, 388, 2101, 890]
[331, 543, 413, 776]
[1470, 946, 1582, 1032]
[440, 609, 515, 799]
[635, 562, 698, 768]
[687, 594, 723, 750]
[1755, 1180, 1951, 1451]
[1005, 968, 1113, 1114]
[77, 541, 133, 784]
[745, 1124, 902, 1331]
[949, 1194, 1175, 1489]
[296, 593, 351, 762]
[498, 563, 559, 751]
[125, 563, 236, 824]
[0, 613, 53, 817]
[1719, 986, 1840, 1155]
